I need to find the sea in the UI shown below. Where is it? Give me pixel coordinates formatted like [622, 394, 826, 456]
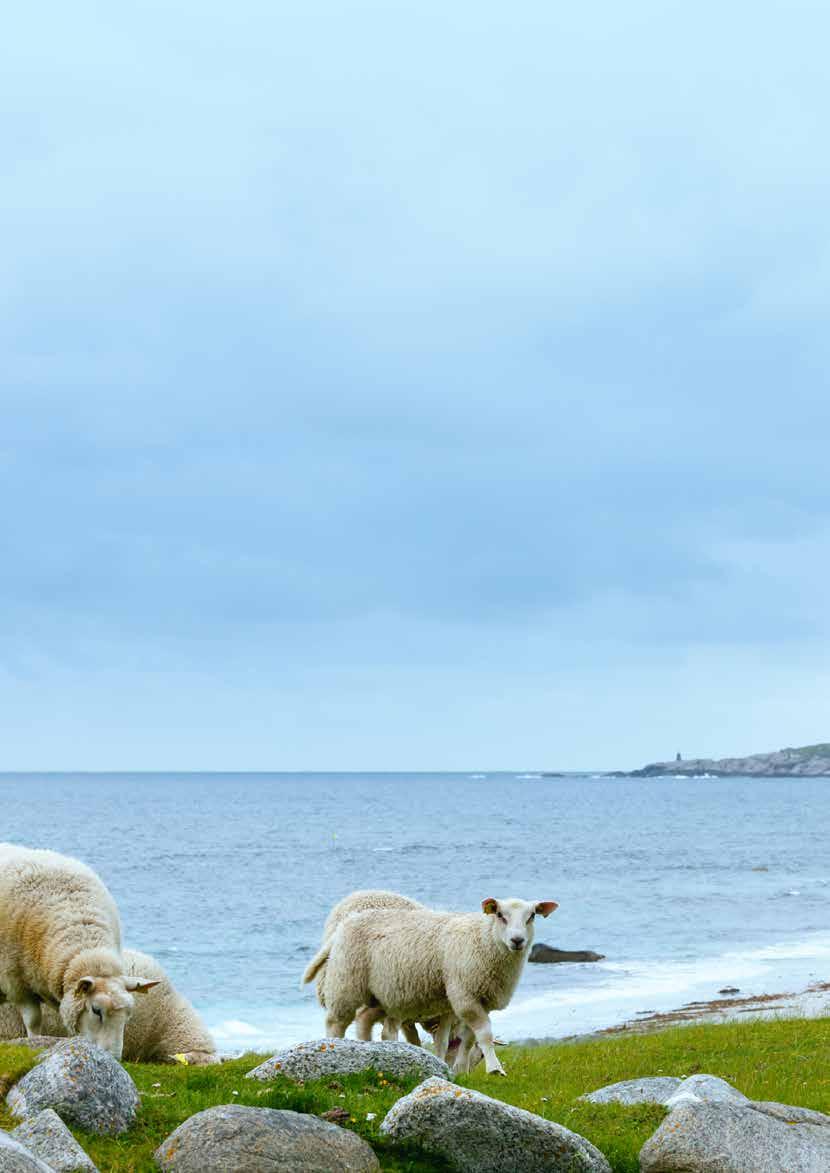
[2, 772, 828, 1052]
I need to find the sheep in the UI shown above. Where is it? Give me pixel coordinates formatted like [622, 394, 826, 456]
[304, 889, 486, 1070]
[0, 844, 158, 1059]
[304, 889, 425, 1045]
[0, 948, 218, 1064]
[315, 895, 558, 1075]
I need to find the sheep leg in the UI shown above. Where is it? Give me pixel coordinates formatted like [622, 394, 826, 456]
[429, 1013, 454, 1062]
[380, 1016, 401, 1041]
[324, 1011, 350, 1038]
[451, 1023, 484, 1073]
[402, 1022, 421, 1046]
[451, 1024, 474, 1073]
[19, 998, 42, 1037]
[452, 1026, 484, 1074]
[455, 1003, 505, 1076]
[355, 1004, 385, 1041]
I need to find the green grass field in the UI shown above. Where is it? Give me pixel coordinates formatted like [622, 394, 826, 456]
[1, 1016, 828, 1170]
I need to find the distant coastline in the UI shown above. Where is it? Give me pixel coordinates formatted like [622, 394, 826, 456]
[541, 742, 830, 778]
[627, 742, 830, 778]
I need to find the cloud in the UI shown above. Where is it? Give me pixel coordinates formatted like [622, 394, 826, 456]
[2, 1, 830, 763]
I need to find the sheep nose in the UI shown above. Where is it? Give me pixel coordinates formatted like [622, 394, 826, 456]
[510, 936, 525, 949]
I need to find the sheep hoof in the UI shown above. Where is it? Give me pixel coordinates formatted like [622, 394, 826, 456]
[488, 1067, 507, 1077]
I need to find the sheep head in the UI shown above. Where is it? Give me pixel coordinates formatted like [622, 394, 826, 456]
[481, 897, 558, 953]
[61, 974, 159, 1059]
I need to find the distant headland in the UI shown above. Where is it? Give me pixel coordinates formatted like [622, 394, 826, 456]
[626, 742, 830, 778]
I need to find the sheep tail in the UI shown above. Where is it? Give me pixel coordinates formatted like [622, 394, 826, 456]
[301, 941, 331, 987]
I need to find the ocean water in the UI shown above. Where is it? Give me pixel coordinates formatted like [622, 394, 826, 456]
[2, 772, 828, 1052]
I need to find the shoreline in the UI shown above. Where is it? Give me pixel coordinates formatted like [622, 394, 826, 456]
[207, 977, 830, 1059]
[514, 978, 830, 1048]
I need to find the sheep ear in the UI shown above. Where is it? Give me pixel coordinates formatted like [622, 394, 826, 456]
[535, 901, 558, 918]
[481, 898, 499, 915]
[125, 978, 161, 994]
[75, 977, 96, 996]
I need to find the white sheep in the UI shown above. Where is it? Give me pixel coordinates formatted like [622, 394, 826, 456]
[0, 844, 158, 1059]
[305, 889, 425, 1045]
[0, 948, 218, 1064]
[313, 895, 558, 1075]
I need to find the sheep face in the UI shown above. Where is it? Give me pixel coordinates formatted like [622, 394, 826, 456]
[61, 975, 159, 1059]
[481, 897, 558, 954]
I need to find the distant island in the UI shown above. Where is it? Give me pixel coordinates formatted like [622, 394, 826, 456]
[628, 742, 830, 778]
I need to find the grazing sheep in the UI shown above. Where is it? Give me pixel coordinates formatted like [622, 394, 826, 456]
[305, 889, 425, 1045]
[315, 896, 558, 1075]
[0, 949, 218, 1064]
[0, 844, 157, 1059]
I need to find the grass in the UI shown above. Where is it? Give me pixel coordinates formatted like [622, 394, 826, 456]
[1, 1016, 829, 1170]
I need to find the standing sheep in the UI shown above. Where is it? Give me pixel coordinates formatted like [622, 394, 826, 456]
[316, 896, 557, 1075]
[0, 844, 157, 1059]
[304, 889, 425, 1045]
[0, 949, 218, 1064]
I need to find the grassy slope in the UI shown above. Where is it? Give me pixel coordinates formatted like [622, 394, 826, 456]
[1, 1016, 828, 1171]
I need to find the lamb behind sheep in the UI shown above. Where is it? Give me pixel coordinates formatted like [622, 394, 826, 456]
[305, 889, 425, 1045]
[0, 844, 157, 1058]
[0, 948, 217, 1064]
[318, 896, 557, 1075]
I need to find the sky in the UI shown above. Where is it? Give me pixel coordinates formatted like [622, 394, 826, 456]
[2, 1, 830, 770]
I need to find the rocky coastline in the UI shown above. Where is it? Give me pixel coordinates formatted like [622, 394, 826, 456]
[627, 742, 830, 778]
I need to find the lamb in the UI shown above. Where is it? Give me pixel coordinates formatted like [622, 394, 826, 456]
[0, 844, 158, 1059]
[314, 895, 558, 1075]
[0, 948, 218, 1064]
[304, 889, 425, 1045]
[305, 890, 484, 1069]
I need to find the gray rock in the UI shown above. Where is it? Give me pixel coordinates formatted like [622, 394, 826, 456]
[11, 1111, 97, 1172]
[752, 1101, 830, 1126]
[582, 1072, 746, 1108]
[155, 1103, 379, 1172]
[529, 945, 605, 964]
[380, 1076, 611, 1172]
[245, 1038, 451, 1084]
[664, 1073, 748, 1108]
[6, 1038, 139, 1136]
[640, 1098, 830, 1172]
[0, 1130, 53, 1173]
[581, 1076, 682, 1104]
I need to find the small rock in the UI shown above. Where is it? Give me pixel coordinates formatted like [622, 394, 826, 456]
[0, 1130, 53, 1173]
[718, 987, 740, 994]
[245, 1039, 451, 1085]
[155, 1103, 379, 1172]
[11, 1109, 97, 1172]
[663, 1074, 748, 1109]
[320, 1108, 350, 1124]
[380, 1076, 611, 1171]
[752, 1101, 830, 1126]
[581, 1077, 682, 1104]
[6, 1038, 139, 1135]
[640, 1098, 830, 1172]
[529, 944, 605, 964]
[583, 1073, 746, 1108]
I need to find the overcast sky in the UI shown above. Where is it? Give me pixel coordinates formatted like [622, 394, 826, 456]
[2, 1, 829, 770]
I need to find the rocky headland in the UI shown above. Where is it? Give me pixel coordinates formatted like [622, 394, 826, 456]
[628, 742, 830, 778]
